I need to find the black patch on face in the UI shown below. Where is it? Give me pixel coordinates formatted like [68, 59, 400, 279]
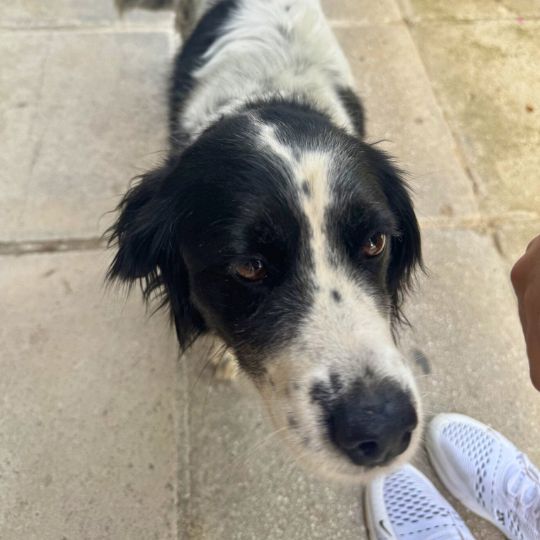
[301, 181, 311, 197]
[331, 289, 342, 303]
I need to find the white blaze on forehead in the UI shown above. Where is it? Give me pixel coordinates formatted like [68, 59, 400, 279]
[258, 123, 333, 278]
[258, 124, 336, 279]
[255, 123, 331, 251]
[296, 150, 333, 279]
[258, 124, 296, 164]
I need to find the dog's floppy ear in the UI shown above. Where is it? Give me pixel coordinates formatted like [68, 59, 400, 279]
[367, 147, 423, 321]
[106, 159, 206, 348]
[107, 165, 170, 281]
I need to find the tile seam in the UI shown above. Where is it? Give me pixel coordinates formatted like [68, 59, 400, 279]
[0, 238, 107, 256]
[0, 19, 404, 33]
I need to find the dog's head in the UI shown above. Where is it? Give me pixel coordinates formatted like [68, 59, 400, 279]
[108, 103, 422, 481]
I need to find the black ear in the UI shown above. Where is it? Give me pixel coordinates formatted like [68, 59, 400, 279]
[107, 166, 170, 281]
[106, 161, 206, 348]
[367, 148, 423, 322]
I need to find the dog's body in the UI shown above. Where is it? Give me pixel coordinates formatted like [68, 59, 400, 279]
[111, 0, 423, 482]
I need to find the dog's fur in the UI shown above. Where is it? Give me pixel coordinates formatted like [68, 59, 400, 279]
[110, 0, 423, 482]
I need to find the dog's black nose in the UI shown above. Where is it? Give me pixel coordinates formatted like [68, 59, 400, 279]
[327, 381, 418, 467]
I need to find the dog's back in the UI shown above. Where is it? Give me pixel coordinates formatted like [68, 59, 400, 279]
[176, 1, 358, 143]
[118, 0, 364, 148]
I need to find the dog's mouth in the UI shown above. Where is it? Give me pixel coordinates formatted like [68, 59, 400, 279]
[257, 368, 422, 482]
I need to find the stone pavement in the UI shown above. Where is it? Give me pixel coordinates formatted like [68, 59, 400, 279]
[0, 1, 539, 538]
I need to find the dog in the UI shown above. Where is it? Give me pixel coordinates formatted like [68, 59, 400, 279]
[109, 0, 423, 482]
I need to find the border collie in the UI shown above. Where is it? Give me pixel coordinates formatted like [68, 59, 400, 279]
[110, 0, 423, 482]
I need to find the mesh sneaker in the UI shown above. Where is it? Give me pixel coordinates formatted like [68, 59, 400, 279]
[364, 464, 475, 539]
[427, 413, 540, 540]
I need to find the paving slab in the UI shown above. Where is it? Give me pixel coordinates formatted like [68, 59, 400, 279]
[401, 0, 540, 21]
[408, 20, 540, 217]
[335, 26, 479, 220]
[180, 341, 367, 540]
[403, 228, 540, 539]
[323, 0, 401, 24]
[0, 0, 174, 28]
[0, 250, 181, 540]
[0, 30, 170, 243]
[0, 0, 400, 28]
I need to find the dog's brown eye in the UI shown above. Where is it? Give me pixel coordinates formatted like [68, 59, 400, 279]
[233, 259, 267, 282]
[362, 233, 387, 257]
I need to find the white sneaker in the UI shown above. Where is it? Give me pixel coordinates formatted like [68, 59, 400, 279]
[427, 413, 540, 540]
[364, 464, 475, 539]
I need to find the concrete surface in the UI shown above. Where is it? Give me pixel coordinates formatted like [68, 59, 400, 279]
[401, 0, 540, 21]
[0, 1, 539, 539]
[181, 342, 366, 540]
[0, 252, 179, 539]
[0, 30, 170, 242]
[405, 13, 540, 218]
[335, 26, 479, 219]
[405, 229, 540, 539]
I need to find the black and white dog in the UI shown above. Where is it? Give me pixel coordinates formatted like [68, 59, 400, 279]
[110, 0, 423, 482]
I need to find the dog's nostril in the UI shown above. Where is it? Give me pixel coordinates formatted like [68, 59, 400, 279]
[356, 440, 379, 458]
